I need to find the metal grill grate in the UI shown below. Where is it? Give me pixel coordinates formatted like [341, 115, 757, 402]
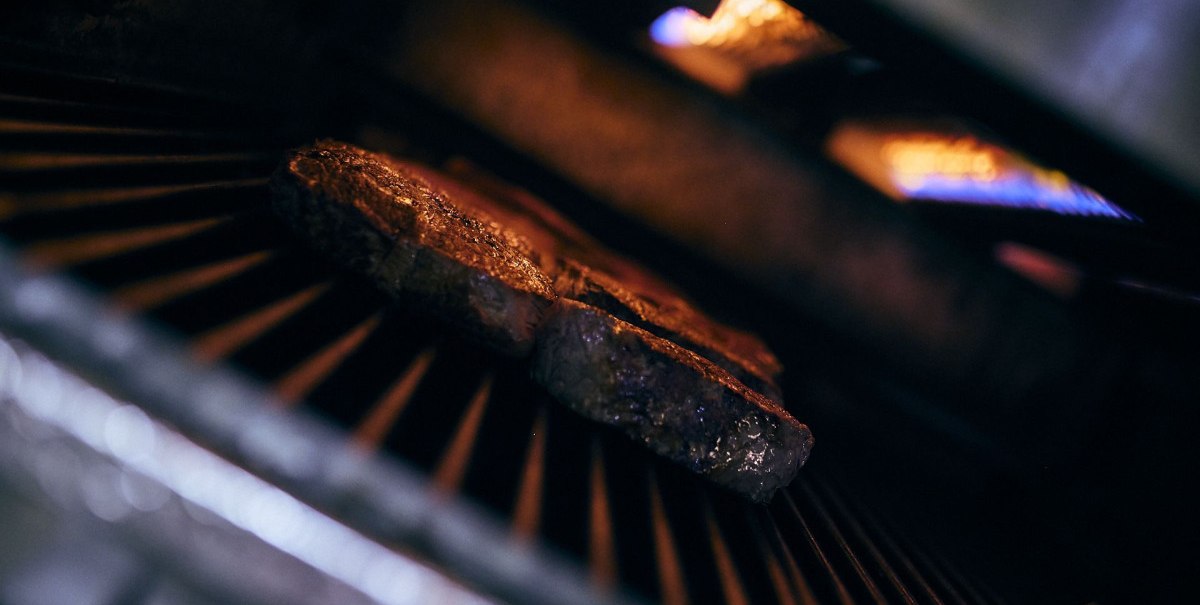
[0, 65, 1008, 605]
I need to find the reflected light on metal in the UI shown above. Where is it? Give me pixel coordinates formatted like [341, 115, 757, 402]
[649, 0, 842, 93]
[827, 120, 1138, 220]
[0, 337, 492, 605]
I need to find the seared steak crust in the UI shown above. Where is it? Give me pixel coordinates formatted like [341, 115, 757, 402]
[553, 259, 783, 400]
[272, 141, 557, 356]
[270, 141, 812, 500]
[532, 299, 812, 502]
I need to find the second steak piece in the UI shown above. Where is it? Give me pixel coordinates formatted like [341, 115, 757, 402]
[532, 299, 813, 502]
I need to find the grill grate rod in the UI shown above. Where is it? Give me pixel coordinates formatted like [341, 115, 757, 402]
[112, 250, 276, 311]
[794, 480, 891, 603]
[273, 311, 383, 405]
[0, 178, 267, 219]
[512, 404, 549, 541]
[808, 480, 921, 604]
[0, 116, 273, 142]
[778, 489, 857, 605]
[431, 372, 495, 494]
[22, 217, 229, 268]
[589, 436, 619, 590]
[0, 150, 276, 171]
[351, 347, 438, 449]
[706, 495, 754, 605]
[648, 468, 690, 605]
[752, 507, 820, 605]
[191, 282, 332, 362]
[813, 476, 1006, 605]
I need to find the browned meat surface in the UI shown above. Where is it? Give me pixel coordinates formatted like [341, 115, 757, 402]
[271, 141, 811, 500]
[398, 159, 784, 399]
[552, 258, 783, 400]
[532, 299, 812, 502]
[271, 141, 557, 356]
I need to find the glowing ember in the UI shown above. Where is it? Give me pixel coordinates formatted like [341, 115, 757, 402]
[827, 120, 1137, 220]
[649, 0, 842, 93]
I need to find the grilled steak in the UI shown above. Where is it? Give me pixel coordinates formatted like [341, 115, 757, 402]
[271, 141, 557, 356]
[270, 141, 812, 500]
[532, 299, 812, 502]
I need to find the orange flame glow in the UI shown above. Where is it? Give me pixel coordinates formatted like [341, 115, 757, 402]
[650, 0, 842, 92]
[827, 120, 1136, 220]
